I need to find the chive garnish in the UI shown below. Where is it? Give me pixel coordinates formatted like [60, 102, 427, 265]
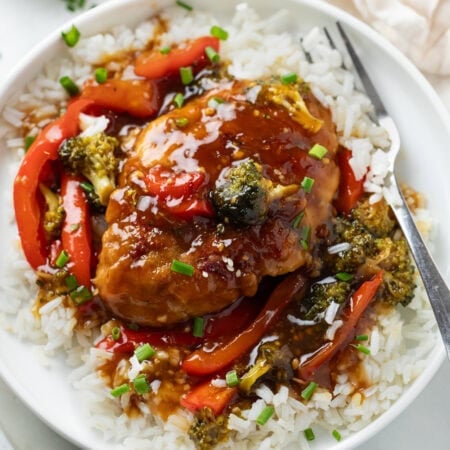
[110, 383, 130, 398]
[111, 327, 121, 341]
[205, 46, 220, 64]
[179, 66, 194, 85]
[55, 250, 70, 268]
[193, 317, 205, 338]
[171, 259, 195, 276]
[300, 225, 311, 250]
[160, 46, 171, 55]
[135, 343, 155, 362]
[332, 429, 342, 441]
[301, 381, 317, 401]
[65, 274, 78, 291]
[80, 181, 94, 193]
[256, 406, 275, 426]
[208, 97, 225, 109]
[301, 176, 315, 193]
[304, 428, 315, 441]
[69, 285, 92, 305]
[175, 117, 189, 128]
[24, 136, 35, 151]
[61, 25, 81, 47]
[70, 223, 81, 233]
[352, 344, 371, 355]
[59, 76, 79, 96]
[281, 72, 298, 85]
[176, 0, 193, 11]
[225, 370, 240, 387]
[173, 93, 185, 108]
[355, 334, 369, 341]
[308, 143, 328, 160]
[210, 25, 229, 41]
[335, 272, 353, 282]
[292, 211, 305, 229]
[133, 374, 150, 395]
[95, 67, 108, 84]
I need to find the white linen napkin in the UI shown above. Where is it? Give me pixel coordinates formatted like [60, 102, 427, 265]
[328, 0, 450, 76]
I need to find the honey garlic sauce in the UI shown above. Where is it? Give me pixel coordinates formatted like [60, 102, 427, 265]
[95, 80, 340, 327]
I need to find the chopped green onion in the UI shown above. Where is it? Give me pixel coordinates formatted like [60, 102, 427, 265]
[205, 46, 220, 64]
[175, 117, 189, 128]
[135, 343, 155, 362]
[69, 285, 93, 305]
[80, 181, 94, 193]
[304, 428, 315, 441]
[110, 383, 130, 398]
[352, 344, 371, 355]
[208, 97, 225, 109]
[210, 25, 229, 41]
[133, 374, 150, 395]
[160, 46, 171, 55]
[24, 136, 35, 151]
[300, 225, 311, 250]
[292, 211, 305, 229]
[171, 259, 195, 276]
[180, 66, 194, 85]
[335, 272, 353, 282]
[59, 76, 79, 97]
[176, 0, 193, 11]
[332, 429, 342, 441]
[55, 250, 70, 268]
[111, 327, 121, 341]
[70, 223, 81, 233]
[301, 381, 317, 401]
[355, 334, 369, 341]
[301, 176, 315, 193]
[95, 67, 108, 84]
[65, 274, 78, 291]
[281, 72, 298, 85]
[61, 25, 81, 47]
[173, 93, 185, 108]
[193, 317, 205, 338]
[225, 370, 240, 387]
[256, 406, 274, 426]
[308, 143, 328, 160]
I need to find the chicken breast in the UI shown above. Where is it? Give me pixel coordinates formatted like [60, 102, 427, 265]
[95, 80, 339, 326]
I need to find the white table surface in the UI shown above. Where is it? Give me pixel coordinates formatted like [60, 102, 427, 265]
[0, 1, 449, 449]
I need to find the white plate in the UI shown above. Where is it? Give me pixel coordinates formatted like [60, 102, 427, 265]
[0, 0, 448, 449]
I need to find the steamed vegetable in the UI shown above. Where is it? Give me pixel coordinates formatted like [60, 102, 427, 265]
[39, 184, 65, 240]
[58, 132, 120, 206]
[210, 159, 298, 226]
[188, 408, 230, 450]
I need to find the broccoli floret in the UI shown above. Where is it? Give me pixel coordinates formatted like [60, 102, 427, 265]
[39, 183, 65, 239]
[210, 159, 298, 226]
[331, 218, 376, 273]
[303, 280, 351, 320]
[371, 237, 416, 306]
[79, 181, 106, 213]
[239, 341, 293, 394]
[58, 132, 120, 205]
[188, 407, 230, 450]
[352, 197, 395, 237]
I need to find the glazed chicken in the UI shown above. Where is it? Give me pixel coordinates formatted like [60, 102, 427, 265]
[95, 80, 339, 326]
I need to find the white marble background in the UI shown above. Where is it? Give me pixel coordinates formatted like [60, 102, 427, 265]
[0, 1, 449, 449]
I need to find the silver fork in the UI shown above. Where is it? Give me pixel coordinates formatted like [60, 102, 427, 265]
[325, 23, 450, 359]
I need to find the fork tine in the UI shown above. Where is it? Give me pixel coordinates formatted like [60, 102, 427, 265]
[323, 27, 347, 70]
[336, 21, 387, 119]
[300, 38, 313, 63]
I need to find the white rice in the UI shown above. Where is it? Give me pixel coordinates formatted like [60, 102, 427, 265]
[0, 3, 438, 450]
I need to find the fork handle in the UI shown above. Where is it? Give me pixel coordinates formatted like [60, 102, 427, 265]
[390, 175, 450, 359]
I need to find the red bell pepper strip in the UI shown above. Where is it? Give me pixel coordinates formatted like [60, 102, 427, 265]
[81, 79, 159, 118]
[298, 271, 384, 381]
[335, 148, 365, 215]
[13, 98, 94, 270]
[180, 379, 237, 416]
[134, 36, 220, 80]
[61, 174, 92, 288]
[168, 198, 214, 221]
[182, 272, 307, 376]
[96, 296, 260, 354]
